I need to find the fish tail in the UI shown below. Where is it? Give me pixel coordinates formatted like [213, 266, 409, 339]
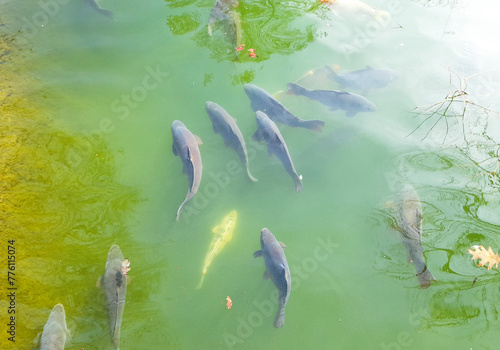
[416, 265, 436, 288]
[298, 119, 325, 132]
[113, 334, 120, 350]
[294, 176, 304, 192]
[273, 304, 286, 328]
[99, 9, 114, 19]
[176, 192, 195, 221]
[176, 204, 183, 221]
[286, 82, 306, 96]
[196, 275, 205, 290]
[375, 10, 391, 23]
[246, 165, 258, 182]
[176, 199, 187, 221]
[324, 65, 338, 82]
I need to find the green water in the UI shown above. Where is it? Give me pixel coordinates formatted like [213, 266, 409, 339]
[2, 0, 500, 349]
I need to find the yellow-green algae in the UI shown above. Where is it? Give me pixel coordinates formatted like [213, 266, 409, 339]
[0, 29, 140, 349]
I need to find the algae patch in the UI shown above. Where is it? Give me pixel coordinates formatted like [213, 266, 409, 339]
[0, 31, 140, 349]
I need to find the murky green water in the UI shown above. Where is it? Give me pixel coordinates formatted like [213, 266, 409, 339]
[2, 0, 500, 349]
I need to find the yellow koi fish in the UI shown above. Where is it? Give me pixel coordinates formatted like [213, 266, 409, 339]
[197, 210, 237, 289]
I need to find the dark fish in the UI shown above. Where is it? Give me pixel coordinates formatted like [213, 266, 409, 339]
[244, 84, 324, 132]
[287, 82, 376, 117]
[205, 101, 257, 182]
[97, 245, 130, 350]
[253, 228, 291, 328]
[172, 120, 203, 221]
[395, 185, 435, 288]
[325, 65, 399, 93]
[86, 0, 114, 19]
[36, 304, 70, 350]
[208, 0, 241, 47]
[253, 111, 303, 192]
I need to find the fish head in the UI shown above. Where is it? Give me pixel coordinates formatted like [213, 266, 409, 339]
[214, 210, 237, 238]
[106, 244, 124, 263]
[255, 110, 268, 125]
[205, 101, 218, 115]
[205, 101, 220, 123]
[171, 120, 186, 133]
[244, 84, 257, 100]
[364, 100, 377, 112]
[260, 227, 277, 248]
[255, 111, 275, 135]
[225, 210, 237, 226]
[46, 304, 66, 327]
[244, 84, 268, 103]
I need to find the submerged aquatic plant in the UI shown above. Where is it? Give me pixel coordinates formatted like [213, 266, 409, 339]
[0, 29, 140, 348]
[408, 67, 500, 189]
[165, 0, 321, 63]
[409, 67, 500, 144]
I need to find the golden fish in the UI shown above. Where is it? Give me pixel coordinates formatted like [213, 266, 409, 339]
[197, 210, 237, 289]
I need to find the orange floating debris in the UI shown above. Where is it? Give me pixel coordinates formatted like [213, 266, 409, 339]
[226, 296, 233, 309]
[248, 49, 257, 58]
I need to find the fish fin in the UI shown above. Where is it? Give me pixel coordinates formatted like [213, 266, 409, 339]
[263, 269, 271, 280]
[183, 148, 193, 174]
[279, 242, 286, 250]
[249, 101, 257, 111]
[194, 134, 203, 145]
[267, 147, 274, 157]
[417, 265, 436, 289]
[172, 143, 178, 156]
[276, 264, 289, 288]
[232, 116, 238, 122]
[325, 65, 338, 81]
[286, 82, 305, 96]
[253, 250, 263, 258]
[273, 304, 286, 328]
[223, 138, 232, 148]
[346, 111, 357, 118]
[33, 331, 42, 346]
[252, 129, 264, 142]
[66, 328, 72, 344]
[273, 90, 285, 99]
[196, 275, 205, 289]
[96, 274, 103, 288]
[295, 179, 304, 192]
[415, 207, 423, 223]
[246, 167, 258, 182]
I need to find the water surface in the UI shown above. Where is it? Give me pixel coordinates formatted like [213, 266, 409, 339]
[2, 0, 500, 349]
